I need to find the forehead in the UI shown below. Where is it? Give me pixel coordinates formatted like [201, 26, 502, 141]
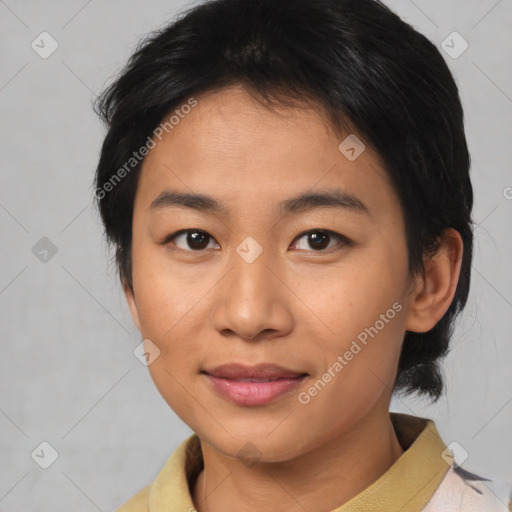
[136, 85, 398, 219]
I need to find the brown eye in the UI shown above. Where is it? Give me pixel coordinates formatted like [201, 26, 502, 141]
[292, 230, 351, 252]
[166, 230, 219, 251]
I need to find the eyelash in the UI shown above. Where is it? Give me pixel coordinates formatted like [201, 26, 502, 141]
[160, 229, 352, 253]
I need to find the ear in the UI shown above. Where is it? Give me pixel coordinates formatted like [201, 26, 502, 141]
[405, 228, 464, 333]
[123, 281, 142, 332]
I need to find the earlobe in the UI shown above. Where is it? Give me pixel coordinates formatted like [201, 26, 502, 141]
[123, 282, 142, 332]
[405, 229, 463, 333]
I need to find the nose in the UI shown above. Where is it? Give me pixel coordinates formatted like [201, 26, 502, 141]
[210, 242, 293, 342]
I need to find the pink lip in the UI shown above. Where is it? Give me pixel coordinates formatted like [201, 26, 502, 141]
[203, 363, 308, 406]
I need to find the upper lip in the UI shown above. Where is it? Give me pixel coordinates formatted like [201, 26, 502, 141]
[203, 363, 307, 380]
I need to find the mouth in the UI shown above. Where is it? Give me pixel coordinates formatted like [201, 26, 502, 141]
[202, 363, 308, 407]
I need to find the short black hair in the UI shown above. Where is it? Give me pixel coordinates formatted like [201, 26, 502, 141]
[94, 0, 473, 402]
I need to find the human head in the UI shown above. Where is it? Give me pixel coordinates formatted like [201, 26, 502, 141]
[94, 0, 473, 403]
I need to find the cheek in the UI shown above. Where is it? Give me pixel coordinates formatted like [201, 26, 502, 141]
[131, 244, 198, 337]
[297, 312, 405, 442]
[307, 253, 407, 341]
[131, 253, 207, 420]
[298, 251, 407, 408]
[130, 244, 217, 390]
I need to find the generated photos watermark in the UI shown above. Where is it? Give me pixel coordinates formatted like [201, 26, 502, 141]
[94, 96, 198, 200]
[298, 301, 403, 405]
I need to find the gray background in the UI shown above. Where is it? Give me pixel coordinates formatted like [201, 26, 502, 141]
[1, 0, 511, 510]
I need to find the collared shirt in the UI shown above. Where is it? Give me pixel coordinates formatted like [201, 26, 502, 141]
[117, 412, 510, 511]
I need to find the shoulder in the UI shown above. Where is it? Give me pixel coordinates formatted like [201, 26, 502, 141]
[116, 484, 151, 512]
[422, 464, 511, 511]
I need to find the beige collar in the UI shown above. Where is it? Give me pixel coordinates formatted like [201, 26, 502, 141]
[128, 413, 451, 511]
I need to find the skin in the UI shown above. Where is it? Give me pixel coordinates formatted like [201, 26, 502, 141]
[124, 84, 463, 512]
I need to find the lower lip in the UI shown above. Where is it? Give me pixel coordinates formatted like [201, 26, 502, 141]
[204, 374, 307, 406]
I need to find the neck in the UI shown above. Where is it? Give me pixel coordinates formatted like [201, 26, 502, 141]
[192, 411, 404, 512]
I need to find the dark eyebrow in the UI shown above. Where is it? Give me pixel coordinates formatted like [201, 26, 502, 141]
[278, 189, 368, 215]
[149, 188, 368, 216]
[150, 190, 230, 214]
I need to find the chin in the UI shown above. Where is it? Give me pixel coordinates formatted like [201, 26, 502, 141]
[198, 423, 311, 465]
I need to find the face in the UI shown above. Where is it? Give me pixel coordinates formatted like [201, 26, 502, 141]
[125, 84, 417, 462]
